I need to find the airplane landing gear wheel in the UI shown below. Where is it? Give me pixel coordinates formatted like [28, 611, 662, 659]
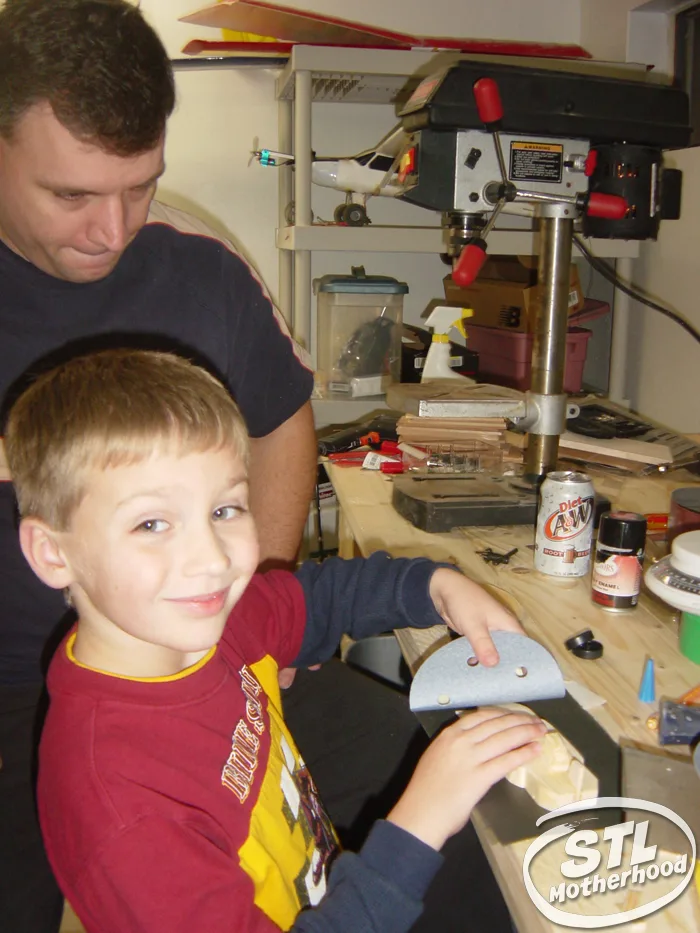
[333, 204, 347, 224]
[342, 203, 369, 226]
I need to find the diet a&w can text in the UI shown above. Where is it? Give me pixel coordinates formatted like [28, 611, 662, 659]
[534, 471, 595, 577]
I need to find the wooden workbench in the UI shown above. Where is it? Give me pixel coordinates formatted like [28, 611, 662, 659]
[326, 461, 700, 933]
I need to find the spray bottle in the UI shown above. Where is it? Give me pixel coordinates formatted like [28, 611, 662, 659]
[420, 304, 475, 383]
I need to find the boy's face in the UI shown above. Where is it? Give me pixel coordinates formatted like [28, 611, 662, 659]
[53, 446, 259, 669]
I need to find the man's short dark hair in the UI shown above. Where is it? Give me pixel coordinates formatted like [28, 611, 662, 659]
[0, 0, 175, 155]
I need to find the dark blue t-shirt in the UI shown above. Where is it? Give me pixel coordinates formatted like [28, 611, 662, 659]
[0, 203, 313, 683]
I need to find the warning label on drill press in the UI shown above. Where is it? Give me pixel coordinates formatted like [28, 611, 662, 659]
[509, 141, 563, 183]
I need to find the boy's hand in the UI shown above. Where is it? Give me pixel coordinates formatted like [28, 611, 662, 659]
[387, 707, 545, 851]
[278, 664, 321, 689]
[429, 567, 523, 666]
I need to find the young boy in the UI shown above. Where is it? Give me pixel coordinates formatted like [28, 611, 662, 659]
[5, 349, 545, 933]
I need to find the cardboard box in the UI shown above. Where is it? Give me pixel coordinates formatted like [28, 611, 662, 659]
[443, 255, 585, 333]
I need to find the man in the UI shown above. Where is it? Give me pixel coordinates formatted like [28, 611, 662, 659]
[0, 2, 318, 930]
[0, 4, 515, 932]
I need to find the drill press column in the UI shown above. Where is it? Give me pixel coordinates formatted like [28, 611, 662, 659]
[526, 210, 574, 479]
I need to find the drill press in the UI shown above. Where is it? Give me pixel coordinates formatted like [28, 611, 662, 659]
[394, 59, 690, 480]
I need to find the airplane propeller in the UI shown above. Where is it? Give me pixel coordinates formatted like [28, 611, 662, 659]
[248, 136, 260, 167]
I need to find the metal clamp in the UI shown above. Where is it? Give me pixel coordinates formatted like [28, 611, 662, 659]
[518, 393, 579, 436]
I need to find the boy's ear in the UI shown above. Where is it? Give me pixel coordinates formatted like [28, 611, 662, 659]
[19, 518, 76, 590]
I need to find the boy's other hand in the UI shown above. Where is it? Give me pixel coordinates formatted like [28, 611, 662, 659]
[387, 707, 545, 851]
[278, 664, 321, 689]
[429, 568, 523, 667]
[278, 667, 298, 689]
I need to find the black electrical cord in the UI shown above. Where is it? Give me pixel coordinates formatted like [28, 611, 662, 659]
[573, 233, 700, 345]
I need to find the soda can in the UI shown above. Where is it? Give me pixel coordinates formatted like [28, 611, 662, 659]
[534, 471, 595, 577]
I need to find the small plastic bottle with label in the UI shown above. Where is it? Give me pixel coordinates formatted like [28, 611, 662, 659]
[591, 511, 647, 611]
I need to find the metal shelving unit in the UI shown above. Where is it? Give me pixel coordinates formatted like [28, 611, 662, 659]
[275, 46, 455, 354]
[275, 45, 640, 361]
[276, 223, 641, 256]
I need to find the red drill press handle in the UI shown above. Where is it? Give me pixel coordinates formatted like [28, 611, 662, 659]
[452, 239, 488, 287]
[473, 78, 503, 126]
[586, 192, 627, 219]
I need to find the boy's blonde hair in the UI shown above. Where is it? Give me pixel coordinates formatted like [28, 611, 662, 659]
[5, 349, 250, 530]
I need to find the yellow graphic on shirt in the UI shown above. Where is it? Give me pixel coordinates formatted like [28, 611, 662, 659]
[233, 657, 338, 930]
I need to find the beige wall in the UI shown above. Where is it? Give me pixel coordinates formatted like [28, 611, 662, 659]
[622, 2, 700, 431]
[627, 146, 700, 432]
[579, 0, 640, 62]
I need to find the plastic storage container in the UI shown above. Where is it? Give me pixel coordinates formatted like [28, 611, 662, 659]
[466, 324, 592, 392]
[314, 266, 408, 399]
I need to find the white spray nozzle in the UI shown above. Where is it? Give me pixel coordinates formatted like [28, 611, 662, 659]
[424, 304, 473, 340]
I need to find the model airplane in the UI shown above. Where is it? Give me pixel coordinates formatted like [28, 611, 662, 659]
[250, 123, 412, 225]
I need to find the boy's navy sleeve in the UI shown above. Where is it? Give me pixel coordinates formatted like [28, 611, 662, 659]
[68, 814, 442, 933]
[292, 820, 443, 933]
[292, 553, 446, 667]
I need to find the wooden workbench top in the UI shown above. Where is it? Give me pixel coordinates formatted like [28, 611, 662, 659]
[327, 463, 700, 747]
[326, 461, 700, 933]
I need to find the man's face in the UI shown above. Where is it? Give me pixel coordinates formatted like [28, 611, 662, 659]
[0, 103, 164, 282]
[53, 446, 259, 673]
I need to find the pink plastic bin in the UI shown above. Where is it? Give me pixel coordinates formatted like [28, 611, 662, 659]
[467, 325, 592, 392]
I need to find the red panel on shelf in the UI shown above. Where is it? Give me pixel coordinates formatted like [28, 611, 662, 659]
[180, 1, 592, 59]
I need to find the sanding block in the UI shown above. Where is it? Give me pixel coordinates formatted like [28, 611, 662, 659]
[409, 631, 566, 713]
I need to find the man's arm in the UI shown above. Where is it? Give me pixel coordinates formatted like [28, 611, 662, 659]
[248, 401, 316, 570]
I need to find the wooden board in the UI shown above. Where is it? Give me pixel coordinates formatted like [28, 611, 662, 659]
[181, 38, 294, 56]
[559, 432, 673, 465]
